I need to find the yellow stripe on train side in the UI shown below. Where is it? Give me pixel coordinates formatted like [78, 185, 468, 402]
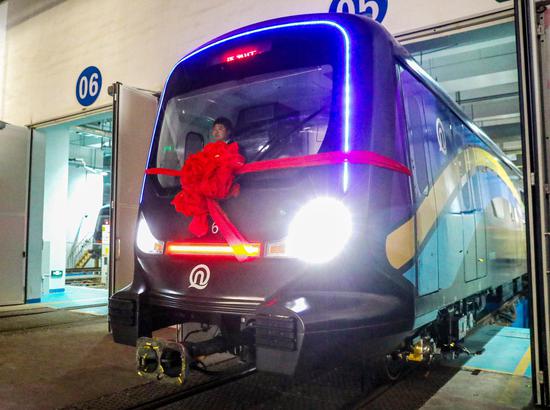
[385, 147, 522, 270]
[472, 147, 522, 205]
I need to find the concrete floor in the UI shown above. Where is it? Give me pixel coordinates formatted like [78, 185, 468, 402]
[419, 324, 534, 410]
[0, 308, 535, 410]
[421, 370, 532, 410]
[0, 314, 145, 410]
[34, 285, 108, 309]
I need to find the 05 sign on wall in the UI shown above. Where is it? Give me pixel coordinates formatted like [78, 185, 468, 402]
[329, 0, 388, 23]
[76, 66, 102, 106]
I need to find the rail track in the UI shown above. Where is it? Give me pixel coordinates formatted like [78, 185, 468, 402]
[126, 366, 257, 410]
[63, 295, 527, 410]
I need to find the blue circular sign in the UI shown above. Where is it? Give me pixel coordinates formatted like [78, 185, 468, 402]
[76, 66, 102, 106]
[329, 0, 388, 23]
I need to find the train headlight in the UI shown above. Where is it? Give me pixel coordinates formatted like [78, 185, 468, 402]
[136, 215, 164, 254]
[286, 197, 352, 264]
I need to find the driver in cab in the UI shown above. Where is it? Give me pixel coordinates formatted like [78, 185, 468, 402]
[211, 117, 234, 143]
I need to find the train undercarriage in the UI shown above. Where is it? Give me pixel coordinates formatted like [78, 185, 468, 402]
[112, 276, 527, 385]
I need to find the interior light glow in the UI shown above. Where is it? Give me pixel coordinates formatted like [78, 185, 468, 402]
[141, 20, 351, 203]
[285, 297, 310, 313]
[286, 197, 352, 264]
[225, 49, 258, 62]
[136, 216, 164, 254]
[165, 242, 261, 257]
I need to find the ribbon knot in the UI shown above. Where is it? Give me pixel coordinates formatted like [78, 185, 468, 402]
[171, 141, 242, 232]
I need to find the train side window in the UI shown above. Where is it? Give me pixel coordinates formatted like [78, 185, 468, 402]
[183, 132, 204, 162]
[399, 67, 429, 197]
[452, 122, 473, 211]
[491, 197, 506, 219]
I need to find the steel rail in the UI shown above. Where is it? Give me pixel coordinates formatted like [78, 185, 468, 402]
[123, 366, 257, 410]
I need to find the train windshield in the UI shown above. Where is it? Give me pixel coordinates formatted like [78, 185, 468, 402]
[156, 65, 333, 188]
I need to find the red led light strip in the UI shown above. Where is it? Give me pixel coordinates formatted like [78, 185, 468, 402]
[165, 241, 261, 258]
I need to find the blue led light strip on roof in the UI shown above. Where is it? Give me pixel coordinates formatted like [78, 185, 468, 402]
[140, 20, 352, 202]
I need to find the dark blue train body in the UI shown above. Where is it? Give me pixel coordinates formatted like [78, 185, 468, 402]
[110, 13, 526, 379]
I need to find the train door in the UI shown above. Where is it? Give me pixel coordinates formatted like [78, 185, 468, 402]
[458, 144, 477, 283]
[453, 122, 478, 283]
[469, 150, 488, 279]
[422, 98, 466, 291]
[461, 175, 478, 282]
[399, 68, 439, 296]
[0, 123, 30, 305]
[109, 83, 158, 294]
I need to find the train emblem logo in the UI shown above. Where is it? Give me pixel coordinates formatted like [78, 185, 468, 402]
[329, 0, 388, 23]
[189, 264, 211, 290]
[436, 118, 447, 155]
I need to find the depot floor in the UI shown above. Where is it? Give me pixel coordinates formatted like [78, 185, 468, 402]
[0, 301, 533, 410]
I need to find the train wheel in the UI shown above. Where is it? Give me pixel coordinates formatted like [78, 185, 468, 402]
[375, 353, 405, 383]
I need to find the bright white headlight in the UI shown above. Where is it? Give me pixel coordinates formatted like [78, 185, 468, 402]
[286, 197, 352, 264]
[136, 216, 164, 254]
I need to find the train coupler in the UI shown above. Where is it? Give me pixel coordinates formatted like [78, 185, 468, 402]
[136, 337, 189, 384]
[406, 336, 439, 363]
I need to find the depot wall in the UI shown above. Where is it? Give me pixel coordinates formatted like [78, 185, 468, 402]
[1, 0, 512, 126]
[0, 2, 7, 118]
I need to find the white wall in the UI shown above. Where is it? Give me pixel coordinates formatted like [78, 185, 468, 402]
[2, 0, 511, 126]
[0, 1, 7, 119]
[66, 166, 103, 257]
[27, 129, 46, 300]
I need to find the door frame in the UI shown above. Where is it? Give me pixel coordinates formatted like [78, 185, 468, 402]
[108, 82, 159, 297]
[515, 0, 548, 405]
[0, 122, 31, 305]
[26, 106, 114, 302]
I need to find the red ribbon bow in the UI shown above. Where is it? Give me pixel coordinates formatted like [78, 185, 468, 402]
[146, 143, 411, 262]
[170, 141, 244, 237]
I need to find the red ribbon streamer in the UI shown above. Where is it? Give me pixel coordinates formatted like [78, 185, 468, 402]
[206, 199, 250, 262]
[146, 150, 411, 262]
[147, 150, 412, 178]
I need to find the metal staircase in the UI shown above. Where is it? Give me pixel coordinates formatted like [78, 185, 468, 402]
[75, 250, 92, 269]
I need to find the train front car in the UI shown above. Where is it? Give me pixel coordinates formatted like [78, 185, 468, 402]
[109, 14, 416, 378]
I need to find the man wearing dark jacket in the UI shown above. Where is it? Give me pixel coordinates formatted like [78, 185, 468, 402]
[211, 117, 233, 143]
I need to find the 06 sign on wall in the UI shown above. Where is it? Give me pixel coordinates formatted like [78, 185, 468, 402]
[329, 0, 388, 23]
[76, 66, 102, 106]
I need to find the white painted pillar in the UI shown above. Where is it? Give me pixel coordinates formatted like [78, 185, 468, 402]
[26, 130, 46, 301]
[42, 125, 69, 292]
[0, 2, 7, 119]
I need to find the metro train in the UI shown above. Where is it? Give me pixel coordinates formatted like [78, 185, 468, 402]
[109, 13, 527, 381]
